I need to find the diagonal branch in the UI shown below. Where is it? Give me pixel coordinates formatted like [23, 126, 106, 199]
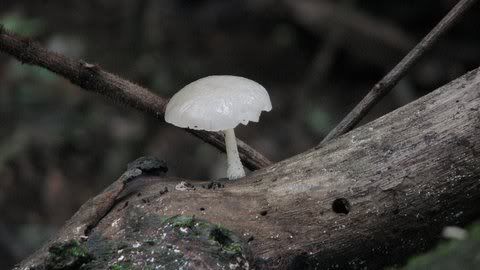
[0, 26, 271, 170]
[319, 0, 478, 145]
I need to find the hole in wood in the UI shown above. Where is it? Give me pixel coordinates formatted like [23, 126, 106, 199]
[332, 198, 351, 214]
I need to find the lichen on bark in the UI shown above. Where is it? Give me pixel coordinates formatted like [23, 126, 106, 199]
[26, 213, 250, 270]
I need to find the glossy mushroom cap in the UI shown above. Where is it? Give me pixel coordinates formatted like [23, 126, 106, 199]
[165, 75, 272, 132]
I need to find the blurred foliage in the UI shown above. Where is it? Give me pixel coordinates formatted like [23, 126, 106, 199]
[399, 223, 480, 270]
[306, 105, 333, 134]
[9, 64, 57, 85]
[0, 13, 44, 36]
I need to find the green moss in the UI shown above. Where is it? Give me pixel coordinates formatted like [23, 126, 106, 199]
[110, 263, 131, 270]
[209, 227, 230, 244]
[209, 226, 243, 255]
[162, 215, 196, 229]
[223, 242, 243, 255]
[161, 215, 246, 258]
[45, 240, 93, 269]
[27, 214, 248, 269]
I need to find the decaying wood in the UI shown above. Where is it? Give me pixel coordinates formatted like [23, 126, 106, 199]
[0, 27, 271, 171]
[15, 66, 480, 269]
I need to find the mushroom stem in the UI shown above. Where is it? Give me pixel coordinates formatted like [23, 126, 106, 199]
[224, 128, 246, 180]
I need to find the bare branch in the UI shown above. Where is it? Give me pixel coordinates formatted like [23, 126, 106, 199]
[320, 0, 478, 145]
[0, 27, 272, 170]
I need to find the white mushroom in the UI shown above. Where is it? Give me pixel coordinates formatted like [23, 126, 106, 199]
[165, 75, 272, 180]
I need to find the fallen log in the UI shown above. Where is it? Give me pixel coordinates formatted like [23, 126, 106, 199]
[14, 68, 480, 269]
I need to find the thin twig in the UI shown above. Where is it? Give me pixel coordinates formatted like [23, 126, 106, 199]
[319, 0, 478, 145]
[0, 27, 272, 170]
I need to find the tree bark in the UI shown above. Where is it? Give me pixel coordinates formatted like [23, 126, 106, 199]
[15, 68, 480, 269]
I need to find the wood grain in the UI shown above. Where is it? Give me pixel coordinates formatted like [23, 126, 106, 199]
[14, 68, 480, 269]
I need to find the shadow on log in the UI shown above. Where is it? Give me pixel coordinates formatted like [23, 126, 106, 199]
[15, 68, 480, 269]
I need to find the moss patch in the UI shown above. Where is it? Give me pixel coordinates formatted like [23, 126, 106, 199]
[44, 240, 93, 269]
[162, 215, 196, 229]
[209, 226, 244, 255]
[29, 213, 249, 269]
[109, 263, 132, 270]
[162, 215, 245, 256]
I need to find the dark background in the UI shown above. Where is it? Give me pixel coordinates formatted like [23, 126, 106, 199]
[0, 0, 479, 268]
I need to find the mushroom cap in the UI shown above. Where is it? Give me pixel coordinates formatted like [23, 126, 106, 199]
[165, 75, 272, 131]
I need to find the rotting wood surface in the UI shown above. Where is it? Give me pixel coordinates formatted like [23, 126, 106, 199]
[15, 68, 480, 269]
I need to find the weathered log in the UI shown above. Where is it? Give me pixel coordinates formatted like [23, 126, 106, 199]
[15, 68, 480, 269]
